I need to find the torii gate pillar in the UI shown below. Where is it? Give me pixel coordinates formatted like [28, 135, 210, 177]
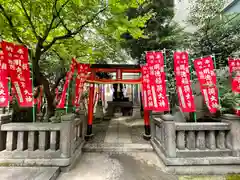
[143, 110, 151, 140]
[85, 71, 95, 140]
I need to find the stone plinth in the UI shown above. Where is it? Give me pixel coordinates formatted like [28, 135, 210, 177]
[221, 114, 240, 157]
[106, 101, 133, 117]
[132, 106, 141, 119]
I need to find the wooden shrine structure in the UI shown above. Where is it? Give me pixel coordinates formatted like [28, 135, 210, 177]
[85, 64, 151, 140]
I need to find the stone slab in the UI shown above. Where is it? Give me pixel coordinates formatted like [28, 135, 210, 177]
[176, 149, 232, 157]
[0, 167, 60, 180]
[83, 143, 153, 152]
[0, 158, 70, 167]
[151, 139, 240, 166]
[57, 152, 177, 180]
[1, 123, 62, 131]
[179, 176, 225, 180]
[104, 117, 132, 144]
[60, 141, 85, 173]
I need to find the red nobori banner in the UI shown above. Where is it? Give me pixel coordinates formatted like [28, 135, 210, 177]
[194, 56, 219, 113]
[75, 63, 89, 107]
[228, 58, 240, 93]
[144, 51, 169, 111]
[141, 64, 154, 110]
[2, 41, 33, 107]
[57, 58, 77, 108]
[174, 52, 195, 112]
[0, 46, 9, 107]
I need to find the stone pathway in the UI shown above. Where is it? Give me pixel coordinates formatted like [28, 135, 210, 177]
[58, 117, 177, 180]
[57, 152, 177, 180]
[0, 167, 59, 180]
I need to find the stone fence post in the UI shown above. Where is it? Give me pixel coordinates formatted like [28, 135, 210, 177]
[60, 114, 76, 158]
[78, 110, 87, 137]
[0, 114, 11, 150]
[150, 116, 156, 138]
[221, 114, 240, 157]
[152, 111, 163, 118]
[161, 114, 176, 158]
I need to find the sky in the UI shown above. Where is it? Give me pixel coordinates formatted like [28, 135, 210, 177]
[173, 0, 235, 32]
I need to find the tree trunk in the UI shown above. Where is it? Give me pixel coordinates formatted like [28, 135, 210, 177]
[41, 77, 55, 119]
[32, 49, 65, 120]
[33, 51, 55, 120]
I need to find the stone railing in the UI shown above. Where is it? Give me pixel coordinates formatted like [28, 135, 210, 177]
[151, 115, 240, 163]
[150, 114, 240, 174]
[0, 112, 87, 170]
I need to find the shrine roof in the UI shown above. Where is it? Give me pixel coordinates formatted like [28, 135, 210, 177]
[90, 64, 140, 69]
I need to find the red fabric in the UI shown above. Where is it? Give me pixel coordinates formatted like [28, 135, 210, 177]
[228, 58, 240, 93]
[74, 63, 89, 107]
[235, 110, 240, 116]
[86, 78, 141, 84]
[194, 56, 219, 113]
[2, 41, 33, 107]
[57, 58, 77, 108]
[141, 65, 154, 110]
[174, 52, 195, 112]
[142, 51, 169, 111]
[144, 110, 150, 126]
[0, 46, 9, 107]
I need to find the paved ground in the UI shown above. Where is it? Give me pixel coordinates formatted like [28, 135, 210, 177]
[0, 117, 235, 180]
[57, 152, 177, 180]
[58, 117, 178, 180]
[88, 117, 149, 144]
[0, 167, 59, 180]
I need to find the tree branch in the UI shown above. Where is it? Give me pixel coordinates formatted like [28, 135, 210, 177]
[42, 0, 59, 40]
[19, 0, 40, 39]
[58, 16, 71, 33]
[76, 54, 88, 59]
[50, 49, 67, 93]
[0, 4, 24, 44]
[43, 0, 70, 41]
[42, 7, 107, 53]
[51, 72, 66, 94]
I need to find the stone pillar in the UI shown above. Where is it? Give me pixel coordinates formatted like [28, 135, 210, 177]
[132, 82, 141, 119]
[60, 114, 75, 158]
[221, 114, 240, 156]
[161, 114, 176, 157]
[152, 111, 163, 118]
[0, 114, 11, 151]
[131, 84, 134, 101]
[133, 84, 140, 106]
[132, 106, 141, 119]
[150, 115, 156, 138]
[78, 110, 87, 138]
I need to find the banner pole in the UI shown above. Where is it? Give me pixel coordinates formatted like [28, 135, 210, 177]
[163, 48, 170, 113]
[188, 53, 197, 122]
[65, 78, 71, 114]
[72, 70, 77, 113]
[29, 50, 36, 122]
[212, 54, 221, 112]
[7, 77, 11, 114]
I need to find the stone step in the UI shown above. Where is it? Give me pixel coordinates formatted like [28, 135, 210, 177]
[83, 143, 153, 152]
[0, 167, 60, 180]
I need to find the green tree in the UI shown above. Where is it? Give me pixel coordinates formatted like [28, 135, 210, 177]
[187, 0, 240, 66]
[119, 0, 185, 111]
[0, 0, 151, 117]
[120, 0, 184, 63]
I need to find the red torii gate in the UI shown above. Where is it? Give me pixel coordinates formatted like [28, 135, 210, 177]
[85, 64, 151, 140]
